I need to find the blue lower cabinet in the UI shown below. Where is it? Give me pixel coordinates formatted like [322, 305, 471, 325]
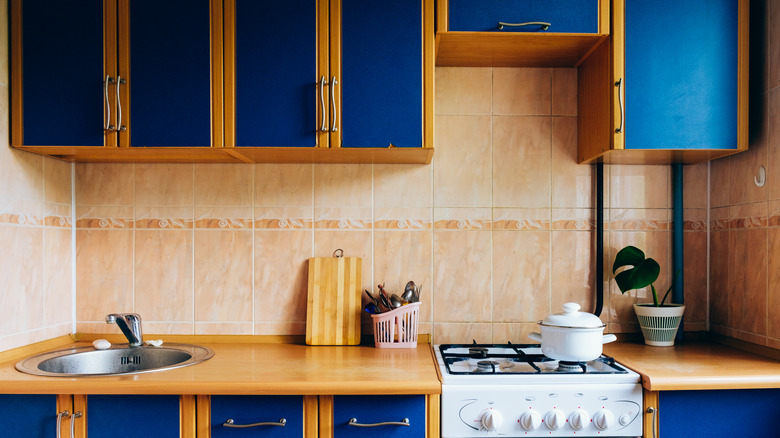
[87, 395, 180, 437]
[0, 394, 57, 438]
[210, 395, 303, 437]
[659, 389, 780, 437]
[333, 395, 425, 438]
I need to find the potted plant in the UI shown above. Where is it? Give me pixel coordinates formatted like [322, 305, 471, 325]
[612, 245, 685, 346]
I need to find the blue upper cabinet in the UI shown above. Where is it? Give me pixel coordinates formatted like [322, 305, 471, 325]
[577, 0, 749, 164]
[435, 0, 608, 67]
[448, 0, 599, 33]
[338, 0, 423, 148]
[11, 0, 105, 147]
[123, 0, 215, 147]
[227, 0, 318, 148]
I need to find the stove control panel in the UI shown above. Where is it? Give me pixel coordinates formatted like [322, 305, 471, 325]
[441, 383, 643, 437]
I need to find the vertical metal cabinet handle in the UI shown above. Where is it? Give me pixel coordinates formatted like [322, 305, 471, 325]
[222, 418, 287, 428]
[497, 21, 550, 30]
[56, 410, 69, 438]
[615, 78, 625, 134]
[319, 76, 328, 132]
[104, 76, 114, 131]
[647, 407, 657, 438]
[116, 76, 127, 132]
[70, 412, 82, 438]
[330, 76, 338, 133]
[348, 417, 410, 427]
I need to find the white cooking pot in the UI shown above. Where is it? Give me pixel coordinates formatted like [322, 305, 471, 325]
[528, 302, 617, 362]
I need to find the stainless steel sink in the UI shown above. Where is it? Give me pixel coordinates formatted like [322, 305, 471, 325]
[15, 343, 214, 377]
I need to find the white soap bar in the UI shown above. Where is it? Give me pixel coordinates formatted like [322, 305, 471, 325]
[92, 339, 111, 350]
[144, 339, 163, 347]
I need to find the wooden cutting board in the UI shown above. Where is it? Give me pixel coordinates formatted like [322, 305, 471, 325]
[306, 253, 362, 345]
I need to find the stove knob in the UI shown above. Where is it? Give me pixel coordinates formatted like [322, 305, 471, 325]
[480, 409, 503, 431]
[544, 409, 565, 430]
[569, 410, 590, 430]
[519, 410, 542, 431]
[593, 409, 615, 430]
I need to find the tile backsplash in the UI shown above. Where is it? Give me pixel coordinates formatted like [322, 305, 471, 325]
[69, 67, 696, 345]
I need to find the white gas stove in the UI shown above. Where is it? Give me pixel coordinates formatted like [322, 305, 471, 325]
[436, 343, 643, 437]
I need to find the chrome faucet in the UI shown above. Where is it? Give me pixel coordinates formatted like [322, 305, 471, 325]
[106, 313, 143, 347]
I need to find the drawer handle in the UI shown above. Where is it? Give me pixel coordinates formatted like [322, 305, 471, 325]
[348, 417, 410, 427]
[56, 410, 69, 438]
[223, 418, 286, 428]
[497, 21, 550, 31]
[69, 412, 82, 438]
[615, 78, 625, 134]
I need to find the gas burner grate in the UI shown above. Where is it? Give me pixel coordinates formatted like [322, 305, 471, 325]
[439, 343, 629, 375]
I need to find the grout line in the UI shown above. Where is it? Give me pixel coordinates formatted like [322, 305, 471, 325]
[71, 163, 77, 334]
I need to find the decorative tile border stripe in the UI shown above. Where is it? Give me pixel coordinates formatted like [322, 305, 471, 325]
[254, 218, 312, 229]
[134, 218, 193, 229]
[313, 219, 372, 230]
[374, 219, 431, 230]
[195, 218, 252, 229]
[0, 213, 44, 226]
[76, 218, 132, 229]
[608, 219, 669, 231]
[493, 219, 550, 231]
[433, 219, 492, 230]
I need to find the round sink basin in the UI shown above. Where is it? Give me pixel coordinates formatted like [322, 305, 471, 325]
[15, 343, 214, 377]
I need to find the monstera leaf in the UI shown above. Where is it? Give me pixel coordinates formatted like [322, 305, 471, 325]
[612, 246, 660, 294]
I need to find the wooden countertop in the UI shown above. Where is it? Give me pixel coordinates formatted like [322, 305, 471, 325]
[0, 341, 442, 396]
[604, 339, 780, 391]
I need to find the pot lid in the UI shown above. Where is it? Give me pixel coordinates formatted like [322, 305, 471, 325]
[540, 302, 605, 328]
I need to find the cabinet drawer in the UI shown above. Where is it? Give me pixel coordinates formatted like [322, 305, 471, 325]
[333, 395, 425, 437]
[448, 0, 599, 33]
[210, 395, 303, 437]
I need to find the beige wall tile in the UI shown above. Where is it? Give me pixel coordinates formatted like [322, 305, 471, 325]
[728, 96, 768, 205]
[195, 322, 252, 335]
[144, 322, 195, 335]
[683, 231, 708, 324]
[768, 228, 780, 339]
[44, 160, 72, 205]
[44, 228, 72, 327]
[609, 165, 669, 209]
[374, 208, 431, 230]
[135, 206, 193, 229]
[728, 229, 767, 335]
[255, 206, 312, 229]
[76, 163, 134, 206]
[194, 164, 252, 207]
[435, 67, 492, 115]
[682, 162, 709, 210]
[254, 322, 306, 336]
[493, 208, 550, 231]
[433, 323, 492, 344]
[194, 230, 253, 322]
[710, 156, 731, 208]
[195, 206, 253, 229]
[492, 323, 539, 344]
[255, 164, 313, 207]
[770, 0, 780, 89]
[433, 230, 491, 322]
[552, 116, 590, 208]
[552, 69, 577, 116]
[434, 115, 492, 207]
[492, 231, 550, 322]
[313, 207, 372, 230]
[0, 226, 43, 335]
[709, 229, 730, 326]
[135, 163, 194, 206]
[0, 0, 7, 86]
[135, 230, 193, 322]
[433, 208, 492, 230]
[254, 230, 312, 323]
[768, 90, 780, 200]
[493, 116, 551, 207]
[493, 68, 551, 115]
[313, 163, 371, 208]
[374, 164, 432, 208]
[551, 231, 594, 311]
[76, 229, 133, 322]
[374, 230, 433, 322]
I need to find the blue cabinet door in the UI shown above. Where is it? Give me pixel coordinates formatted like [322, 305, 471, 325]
[448, 0, 599, 33]
[340, 0, 423, 148]
[233, 0, 318, 148]
[333, 395, 425, 437]
[126, 0, 212, 147]
[0, 394, 57, 438]
[659, 389, 780, 437]
[17, 0, 104, 147]
[210, 395, 304, 437]
[87, 395, 180, 437]
[624, 0, 739, 150]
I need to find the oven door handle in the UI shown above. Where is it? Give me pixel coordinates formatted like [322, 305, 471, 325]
[348, 417, 410, 428]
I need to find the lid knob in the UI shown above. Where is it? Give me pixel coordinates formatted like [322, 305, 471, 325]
[562, 302, 581, 314]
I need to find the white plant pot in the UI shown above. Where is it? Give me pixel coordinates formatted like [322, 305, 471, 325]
[633, 304, 686, 346]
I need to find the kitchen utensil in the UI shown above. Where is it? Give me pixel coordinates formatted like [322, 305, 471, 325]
[401, 281, 416, 302]
[390, 293, 405, 308]
[364, 289, 380, 308]
[305, 250, 361, 345]
[528, 302, 617, 362]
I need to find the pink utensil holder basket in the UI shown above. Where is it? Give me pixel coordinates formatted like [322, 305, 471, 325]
[371, 302, 421, 348]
